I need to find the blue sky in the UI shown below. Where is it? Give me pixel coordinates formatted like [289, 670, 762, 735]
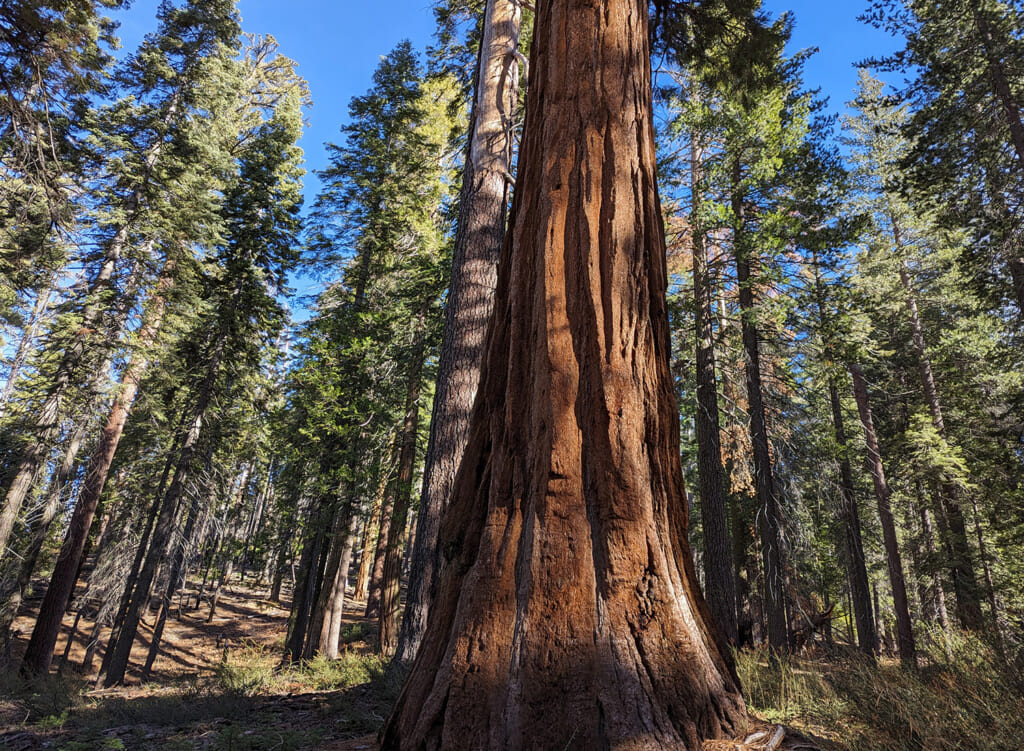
[116, 0, 900, 201]
[113, 1, 900, 313]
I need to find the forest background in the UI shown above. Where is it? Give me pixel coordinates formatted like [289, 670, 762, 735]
[1, 0, 1023, 748]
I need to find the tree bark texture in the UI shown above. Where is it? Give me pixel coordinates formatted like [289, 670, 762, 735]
[381, 0, 746, 746]
[395, 0, 522, 669]
[849, 362, 916, 668]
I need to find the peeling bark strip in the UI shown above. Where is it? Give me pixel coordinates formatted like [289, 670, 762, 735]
[381, 0, 745, 747]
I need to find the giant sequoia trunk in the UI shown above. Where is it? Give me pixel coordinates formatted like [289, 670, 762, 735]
[395, 0, 522, 668]
[380, 0, 746, 746]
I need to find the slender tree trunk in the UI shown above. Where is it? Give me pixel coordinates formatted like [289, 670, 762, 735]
[379, 351, 425, 657]
[690, 119, 736, 645]
[395, 0, 522, 668]
[918, 498, 953, 651]
[731, 159, 787, 650]
[828, 379, 876, 656]
[969, 0, 1024, 169]
[306, 501, 347, 654]
[967, 494, 1004, 653]
[355, 467, 389, 603]
[364, 437, 401, 620]
[0, 145, 165, 561]
[22, 264, 172, 676]
[0, 283, 54, 417]
[0, 411, 90, 631]
[894, 241, 984, 631]
[318, 509, 358, 660]
[141, 496, 200, 680]
[381, 0, 746, 744]
[849, 362, 916, 667]
[99, 328, 226, 687]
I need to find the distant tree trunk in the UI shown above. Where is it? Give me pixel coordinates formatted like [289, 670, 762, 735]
[142, 495, 201, 680]
[305, 497, 349, 656]
[917, 494, 953, 650]
[967, 494, 1005, 653]
[0, 283, 54, 417]
[22, 264, 172, 676]
[731, 159, 787, 651]
[0, 204, 156, 562]
[99, 326, 226, 687]
[828, 378, 876, 656]
[379, 347, 425, 657]
[893, 236, 984, 631]
[381, 0, 746, 744]
[207, 559, 233, 624]
[318, 511, 358, 660]
[1, 416, 89, 643]
[848, 362, 916, 667]
[395, 0, 522, 669]
[355, 466, 389, 603]
[690, 122, 736, 646]
[283, 507, 325, 663]
[364, 437, 400, 620]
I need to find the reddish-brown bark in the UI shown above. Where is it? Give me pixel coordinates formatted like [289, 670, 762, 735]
[22, 264, 173, 676]
[380, 0, 745, 746]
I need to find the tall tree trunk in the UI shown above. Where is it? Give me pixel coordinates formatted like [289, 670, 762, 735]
[0, 120, 169, 561]
[354, 465, 389, 603]
[894, 237, 984, 631]
[381, 0, 746, 745]
[141, 493, 200, 680]
[828, 379, 876, 656]
[364, 436, 401, 620]
[849, 362, 916, 668]
[0, 283, 54, 417]
[917, 496, 953, 652]
[690, 120, 736, 645]
[99, 327, 226, 687]
[968, 0, 1024, 169]
[809, 253, 874, 656]
[0, 417, 89, 642]
[379, 350, 425, 657]
[395, 0, 522, 669]
[731, 159, 787, 651]
[22, 264, 172, 676]
[319, 511, 358, 660]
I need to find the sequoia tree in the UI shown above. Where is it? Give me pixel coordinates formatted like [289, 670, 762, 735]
[380, 0, 746, 746]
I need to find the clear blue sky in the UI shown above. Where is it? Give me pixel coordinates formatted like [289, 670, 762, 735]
[116, 0, 899, 201]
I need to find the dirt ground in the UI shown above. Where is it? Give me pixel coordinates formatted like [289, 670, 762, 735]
[1, 579, 384, 750]
[0, 580, 824, 751]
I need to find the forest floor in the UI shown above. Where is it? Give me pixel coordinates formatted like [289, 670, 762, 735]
[1, 579, 388, 750]
[2, 581, 1021, 750]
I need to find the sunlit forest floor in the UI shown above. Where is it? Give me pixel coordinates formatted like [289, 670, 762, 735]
[2, 581, 1021, 750]
[1, 581, 388, 750]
